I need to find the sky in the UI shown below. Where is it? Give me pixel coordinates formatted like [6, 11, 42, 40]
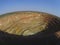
[0, 0, 60, 17]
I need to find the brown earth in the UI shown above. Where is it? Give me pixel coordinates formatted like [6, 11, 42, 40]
[0, 11, 60, 45]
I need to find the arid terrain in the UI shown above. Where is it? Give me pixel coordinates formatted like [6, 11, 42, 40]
[0, 11, 60, 45]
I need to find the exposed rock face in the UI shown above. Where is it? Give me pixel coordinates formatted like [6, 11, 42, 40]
[0, 11, 60, 45]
